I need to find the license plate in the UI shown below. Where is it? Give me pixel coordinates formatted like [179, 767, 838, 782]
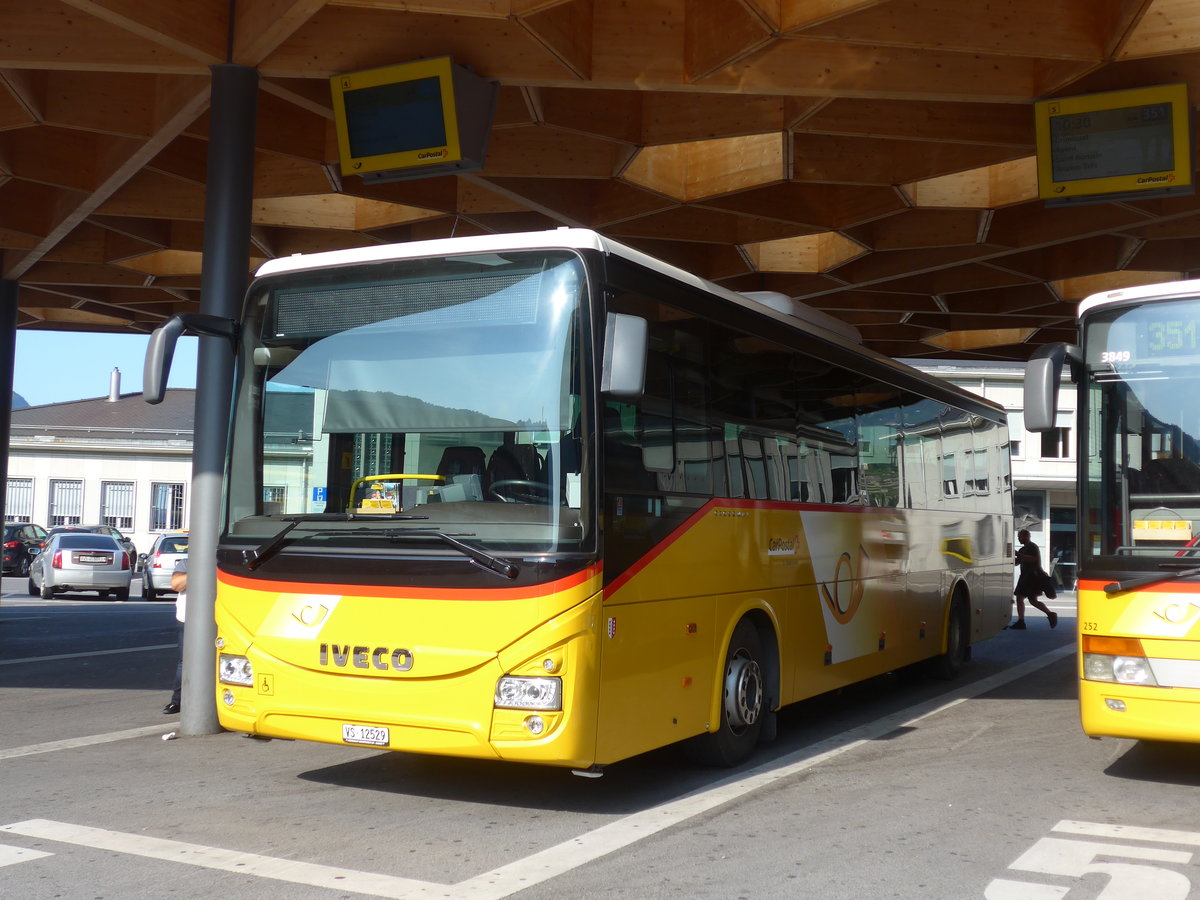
[342, 723, 389, 747]
[74, 553, 111, 565]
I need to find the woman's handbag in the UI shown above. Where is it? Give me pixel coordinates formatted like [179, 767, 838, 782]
[1040, 569, 1057, 599]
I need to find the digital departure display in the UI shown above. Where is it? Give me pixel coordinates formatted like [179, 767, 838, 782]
[1035, 84, 1192, 203]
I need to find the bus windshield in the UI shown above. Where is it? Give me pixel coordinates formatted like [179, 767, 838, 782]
[1084, 297, 1200, 565]
[223, 249, 590, 557]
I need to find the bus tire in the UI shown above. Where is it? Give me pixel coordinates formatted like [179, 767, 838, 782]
[687, 619, 765, 767]
[929, 590, 969, 680]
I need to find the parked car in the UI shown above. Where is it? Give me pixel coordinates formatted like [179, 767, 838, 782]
[44, 524, 137, 570]
[28, 532, 132, 601]
[3, 522, 48, 576]
[140, 531, 188, 601]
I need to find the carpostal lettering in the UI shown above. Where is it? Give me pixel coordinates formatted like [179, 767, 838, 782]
[417, 149, 450, 160]
[319, 643, 414, 671]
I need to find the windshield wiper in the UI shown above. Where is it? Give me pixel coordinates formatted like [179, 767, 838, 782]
[242, 513, 428, 570]
[396, 529, 519, 580]
[241, 518, 518, 580]
[1104, 563, 1200, 596]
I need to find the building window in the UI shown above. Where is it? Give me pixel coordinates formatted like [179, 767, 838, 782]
[6, 478, 33, 522]
[151, 482, 185, 531]
[101, 481, 135, 530]
[49, 479, 83, 526]
[941, 452, 958, 497]
[1007, 411, 1023, 459]
[263, 486, 287, 504]
[1041, 427, 1071, 459]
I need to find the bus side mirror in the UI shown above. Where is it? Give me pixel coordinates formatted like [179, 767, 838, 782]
[143, 313, 238, 404]
[601, 313, 647, 399]
[1023, 342, 1082, 432]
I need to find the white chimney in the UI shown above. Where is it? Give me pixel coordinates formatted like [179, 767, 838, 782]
[108, 367, 121, 402]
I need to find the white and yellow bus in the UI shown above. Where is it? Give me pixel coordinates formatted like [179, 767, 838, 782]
[1027, 279, 1200, 743]
[163, 229, 1013, 770]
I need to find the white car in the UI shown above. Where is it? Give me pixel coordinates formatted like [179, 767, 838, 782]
[29, 532, 132, 601]
[140, 532, 188, 601]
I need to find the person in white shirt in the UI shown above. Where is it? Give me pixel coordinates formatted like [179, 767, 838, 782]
[163, 558, 187, 714]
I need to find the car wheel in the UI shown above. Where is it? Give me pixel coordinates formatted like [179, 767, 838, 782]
[18, 555, 30, 577]
[27, 576, 38, 596]
[143, 574, 157, 601]
[113, 587, 130, 602]
[40, 580, 55, 600]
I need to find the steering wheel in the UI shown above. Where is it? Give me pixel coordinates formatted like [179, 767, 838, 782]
[488, 479, 551, 503]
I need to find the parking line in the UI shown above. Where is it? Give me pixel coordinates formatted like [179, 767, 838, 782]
[0, 724, 178, 761]
[0, 843, 53, 868]
[0, 820, 439, 900]
[0, 644, 175, 666]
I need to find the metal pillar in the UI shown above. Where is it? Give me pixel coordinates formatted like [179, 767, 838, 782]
[181, 63, 258, 735]
[0, 281, 17, 526]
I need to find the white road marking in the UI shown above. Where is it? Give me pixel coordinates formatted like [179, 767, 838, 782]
[1, 643, 1075, 899]
[0, 724, 178, 761]
[0, 644, 175, 666]
[0, 843, 53, 868]
[1055, 820, 1200, 847]
[0, 820, 437, 900]
[990, 824, 1199, 899]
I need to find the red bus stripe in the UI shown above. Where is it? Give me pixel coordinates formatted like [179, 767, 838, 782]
[1078, 578, 1200, 595]
[217, 564, 602, 600]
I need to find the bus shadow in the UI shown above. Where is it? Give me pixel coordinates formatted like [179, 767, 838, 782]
[295, 667, 980, 814]
[1104, 741, 1200, 786]
[297, 743, 715, 814]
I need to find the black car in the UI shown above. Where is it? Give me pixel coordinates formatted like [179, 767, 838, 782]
[3, 523, 48, 576]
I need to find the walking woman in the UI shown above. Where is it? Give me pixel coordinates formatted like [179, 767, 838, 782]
[1012, 529, 1058, 630]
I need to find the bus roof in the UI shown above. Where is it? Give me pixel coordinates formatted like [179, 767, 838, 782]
[1079, 276, 1200, 318]
[253, 228, 863, 346]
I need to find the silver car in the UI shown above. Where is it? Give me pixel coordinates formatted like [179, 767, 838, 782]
[139, 532, 188, 601]
[29, 533, 133, 601]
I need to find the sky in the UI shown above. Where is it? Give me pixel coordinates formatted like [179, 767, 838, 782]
[13, 331, 199, 407]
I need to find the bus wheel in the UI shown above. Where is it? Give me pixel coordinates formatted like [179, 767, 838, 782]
[929, 592, 969, 680]
[687, 619, 765, 766]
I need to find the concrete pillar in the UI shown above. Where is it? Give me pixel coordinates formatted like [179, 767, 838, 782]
[0, 281, 17, 526]
[181, 63, 258, 735]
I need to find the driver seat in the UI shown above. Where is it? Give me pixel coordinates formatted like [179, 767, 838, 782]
[485, 443, 545, 494]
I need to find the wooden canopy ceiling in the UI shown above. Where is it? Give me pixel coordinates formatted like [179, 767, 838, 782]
[4, 0, 1200, 360]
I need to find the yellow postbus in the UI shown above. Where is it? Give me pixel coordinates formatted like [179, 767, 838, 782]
[1027, 279, 1200, 744]
[166, 229, 1013, 770]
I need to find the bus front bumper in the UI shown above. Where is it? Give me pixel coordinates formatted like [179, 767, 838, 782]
[1080, 679, 1200, 743]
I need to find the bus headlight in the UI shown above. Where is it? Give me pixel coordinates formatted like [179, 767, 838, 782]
[1082, 653, 1159, 686]
[495, 676, 562, 710]
[218, 653, 254, 686]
